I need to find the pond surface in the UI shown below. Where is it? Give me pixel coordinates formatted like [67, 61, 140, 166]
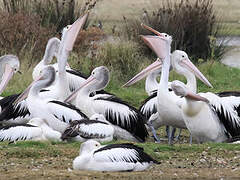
[217, 36, 240, 68]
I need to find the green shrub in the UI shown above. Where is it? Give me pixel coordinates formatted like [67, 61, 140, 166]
[122, 0, 228, 62]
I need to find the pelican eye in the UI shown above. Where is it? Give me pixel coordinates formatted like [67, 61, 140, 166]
[165, 34, 167, 37]
[95, 144, 98, 147]
[182, 55, 184, 58]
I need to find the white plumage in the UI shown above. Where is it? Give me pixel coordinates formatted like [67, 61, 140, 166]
[61, 114, 114, 142]
[73, 140, 159, 171]
[65, 66, 148, 142]
[171, 80, 240, 143]
[0, 118, 61, 143]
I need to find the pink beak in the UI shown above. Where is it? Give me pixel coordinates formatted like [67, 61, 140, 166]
[64, 75, 96, 103]
[0, 64, 14, 94]
[13, 75, 43, 104]
[186, 91, 209, 103]
[123, 58, 162, 87]
[180, 58, 213, 88]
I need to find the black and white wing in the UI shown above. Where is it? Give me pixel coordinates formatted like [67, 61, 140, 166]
[66, 69, 87, 92]
[92, 94, 148, 142]
[204, 92, 240, 137]
[0, 124, 42, 143]
[216, 91, 240, 97]
[61, 119, 114, 140]
[93, 143, 159, 164]
[139, 92, 158, 121]
[0, 94, 31, 123]
[47, 100, 88, 124]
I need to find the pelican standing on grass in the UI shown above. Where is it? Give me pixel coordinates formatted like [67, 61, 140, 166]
[171, 80, 240, 143]
[65, 66, 149, 142]
[123, 24, 212, 144]
[73, 140, 159, 171]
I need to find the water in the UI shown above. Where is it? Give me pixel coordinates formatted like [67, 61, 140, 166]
[217, 36, 240, 68]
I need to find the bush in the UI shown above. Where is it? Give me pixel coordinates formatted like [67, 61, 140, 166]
[70, 42, 151, 81]
[122, 0, 227, 62]
[1, 0, 99, 31]
[0, 12, 56, 60]
[74, 27, 106, 56]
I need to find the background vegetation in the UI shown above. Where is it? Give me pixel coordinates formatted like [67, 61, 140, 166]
[1, 0, 240, 178]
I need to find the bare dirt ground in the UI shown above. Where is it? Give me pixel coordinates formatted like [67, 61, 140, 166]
[1, 132, 240, 180]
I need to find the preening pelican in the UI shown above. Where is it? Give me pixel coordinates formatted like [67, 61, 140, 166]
[65, 66, 148, 142]
[0, 118, 62, 143]
[61, 114, 114, 143]
[123, 25, 212, 143]
[171, 80, 240, 143]
[73, 140, 159, 171]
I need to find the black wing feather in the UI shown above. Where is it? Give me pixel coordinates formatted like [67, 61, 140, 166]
[94, 143, 159, 164]
[95, 95, 148, 142]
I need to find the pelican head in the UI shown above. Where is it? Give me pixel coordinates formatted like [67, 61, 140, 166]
[171, 50, 213, 88]
[39, 66, 56, 87]
[79, 140, 101, 155]
[64, 66, 109, 103]
[14, 66, 56, 104]
[0, 55, 20, 94]
[171, 80, 209, 103]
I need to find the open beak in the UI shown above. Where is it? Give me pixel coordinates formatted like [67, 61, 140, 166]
[13, 75, 43, 104]
[186, 91, 209, 103]
[123, 58, 162, 87]
[64, 75, 96, 103]
[141, 35, 167, 59]
[123, 35, 168, 87]
[180, 58, 213, 88]
[64, 12, 89, 52]
[0, 64, 14, 94]
[141, 24, 163, 37]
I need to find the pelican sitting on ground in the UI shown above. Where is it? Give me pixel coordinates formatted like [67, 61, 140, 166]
[0, 118, 62, 143]
[171, 80, 240, 143]
[65, 66, 148, 142]
[123, 25, 212, 144]
[73, 140, 159, 171]
[61, 113, 114, 143]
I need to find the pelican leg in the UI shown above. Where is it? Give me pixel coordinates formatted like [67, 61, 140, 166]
[168, 126, 176, 145]
[165, 126, 169, 137]
[147, 113, 161, 143]
[175, 128, 182, 141]
[149, 123, 161, 143]
[189, 133, 192, 145]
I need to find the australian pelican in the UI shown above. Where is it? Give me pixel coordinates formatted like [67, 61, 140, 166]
[73, 140, 159, 171]
[65, 66, 149, 142]
[61, 113, 114, 143]
[0, 118, 62, 143]
[171, 80, 240, 143]
[0, 55, 20, 95]
[123, 25, 212, 144]
[0, 13, 88, 124]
